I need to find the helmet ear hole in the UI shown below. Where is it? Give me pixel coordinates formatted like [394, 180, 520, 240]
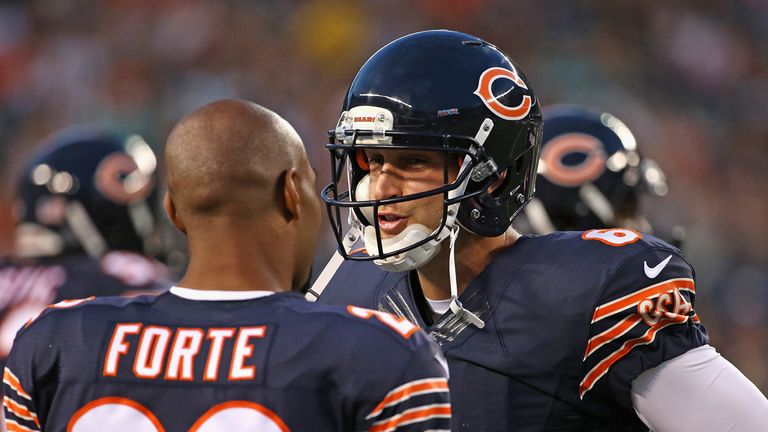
[355, 150, 370, 171]
[488, 169, 509, 195]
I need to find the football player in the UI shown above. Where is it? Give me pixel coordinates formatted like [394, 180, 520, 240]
[0, 127, 170, 366]
[311, 30, 768, 430]
[518, 104, 685, 247]
[3, 99, 451, 431]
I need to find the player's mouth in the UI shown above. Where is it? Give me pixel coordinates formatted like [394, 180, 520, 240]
[377, 212, 408, 236]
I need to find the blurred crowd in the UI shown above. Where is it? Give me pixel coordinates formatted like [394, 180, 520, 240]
[1, 0, 767, 391]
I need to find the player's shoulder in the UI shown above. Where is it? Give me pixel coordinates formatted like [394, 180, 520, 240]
[553, 229, 698, 318]
[336, 257, 389, 286]
[19, 292, 161, 334]
[519, 230, 694, 302]
[529, 229, 687, 265]
[0, 255, 67, 275]
[316, 257, 397, 308]
[284, 296, 433, 350]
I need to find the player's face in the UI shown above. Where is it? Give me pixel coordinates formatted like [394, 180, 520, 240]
[364, 148, 458, 238]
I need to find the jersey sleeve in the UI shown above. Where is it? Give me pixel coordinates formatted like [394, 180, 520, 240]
[3, 316, 58, 432]
[579, 245, 708, 408]
[341, 307, 451, 432]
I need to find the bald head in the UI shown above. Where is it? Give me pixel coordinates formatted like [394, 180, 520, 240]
[165, 99, 322, 292]
[165, 99, 308, 218]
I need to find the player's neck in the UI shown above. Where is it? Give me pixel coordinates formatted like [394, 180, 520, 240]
[417, 228, 519, 301]
[179, 226, 294, 293]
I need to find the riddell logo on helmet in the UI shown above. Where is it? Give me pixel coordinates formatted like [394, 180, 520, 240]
[474, 67, 533, 121]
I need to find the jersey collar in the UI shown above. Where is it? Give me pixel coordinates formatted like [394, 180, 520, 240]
[170, 286, 276, 301]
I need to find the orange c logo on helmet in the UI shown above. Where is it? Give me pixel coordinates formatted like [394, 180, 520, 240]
[540, 133, 607, 187]
[474, 67, 533, 120]
[95, 152, 155, 204]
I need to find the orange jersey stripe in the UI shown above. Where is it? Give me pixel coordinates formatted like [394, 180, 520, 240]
[5, 419, 38, 432]
[367, 378, 449, 419]
[591, 278, 695, 323]
[4, 397, 39, 427]
[3, 370, 32, 401]
[583, 315, 643, 360]
[369, 404, 451, 432]
[579, 318, 681, 398]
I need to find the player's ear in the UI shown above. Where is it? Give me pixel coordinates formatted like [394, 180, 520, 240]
[282, 168, 301, 222]
[164, 192, 186, 235]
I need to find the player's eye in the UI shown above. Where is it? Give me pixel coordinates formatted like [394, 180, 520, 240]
[368, 158, 384, 170]
[364, 152, 384, 168]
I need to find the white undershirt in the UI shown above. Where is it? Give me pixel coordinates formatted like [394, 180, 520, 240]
[170, 286, 275, 301]
[631, 344, 768, 431]
[426, 296, 452, 317]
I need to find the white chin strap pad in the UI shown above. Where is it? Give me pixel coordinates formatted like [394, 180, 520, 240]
[355, 174, 374, 223]
[364, 224, 442, 272]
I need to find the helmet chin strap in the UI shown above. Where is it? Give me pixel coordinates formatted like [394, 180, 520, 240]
[364, 223, 442, 272]
[524, 197, 557, 234]
[578, 183, 615, 226]
[447, 225, 485, 329]
[66, 200, 108, 258]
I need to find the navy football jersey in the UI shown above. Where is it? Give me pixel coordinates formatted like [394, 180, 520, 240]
[318, 229, 708, 431]
[0, 252, 168, 366]
[3, 290, 450, 432]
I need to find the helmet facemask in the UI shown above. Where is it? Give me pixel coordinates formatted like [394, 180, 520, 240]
[322, 109, 501, 271]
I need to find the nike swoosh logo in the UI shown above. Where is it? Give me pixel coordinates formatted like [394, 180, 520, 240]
[644, 254, 673, 279]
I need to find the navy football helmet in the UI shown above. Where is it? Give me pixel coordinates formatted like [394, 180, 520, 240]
[322, 30, 542, 271]
[15, 126, 161, 258]
[523, 105, 668, 234]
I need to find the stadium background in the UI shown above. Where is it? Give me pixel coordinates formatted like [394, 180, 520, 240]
[0, 0, 766, 392]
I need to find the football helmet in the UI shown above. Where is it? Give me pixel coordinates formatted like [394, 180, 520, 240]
[523, 105, 668, 234]
[15, 126, 161, 258]
[322, 30, 542, 271]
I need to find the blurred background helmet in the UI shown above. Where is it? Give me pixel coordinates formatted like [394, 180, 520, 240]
[15, 126, 162, 259]
[522, 104, 670, 236]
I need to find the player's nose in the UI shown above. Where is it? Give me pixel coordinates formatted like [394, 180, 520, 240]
[370, 167, 403, 200]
